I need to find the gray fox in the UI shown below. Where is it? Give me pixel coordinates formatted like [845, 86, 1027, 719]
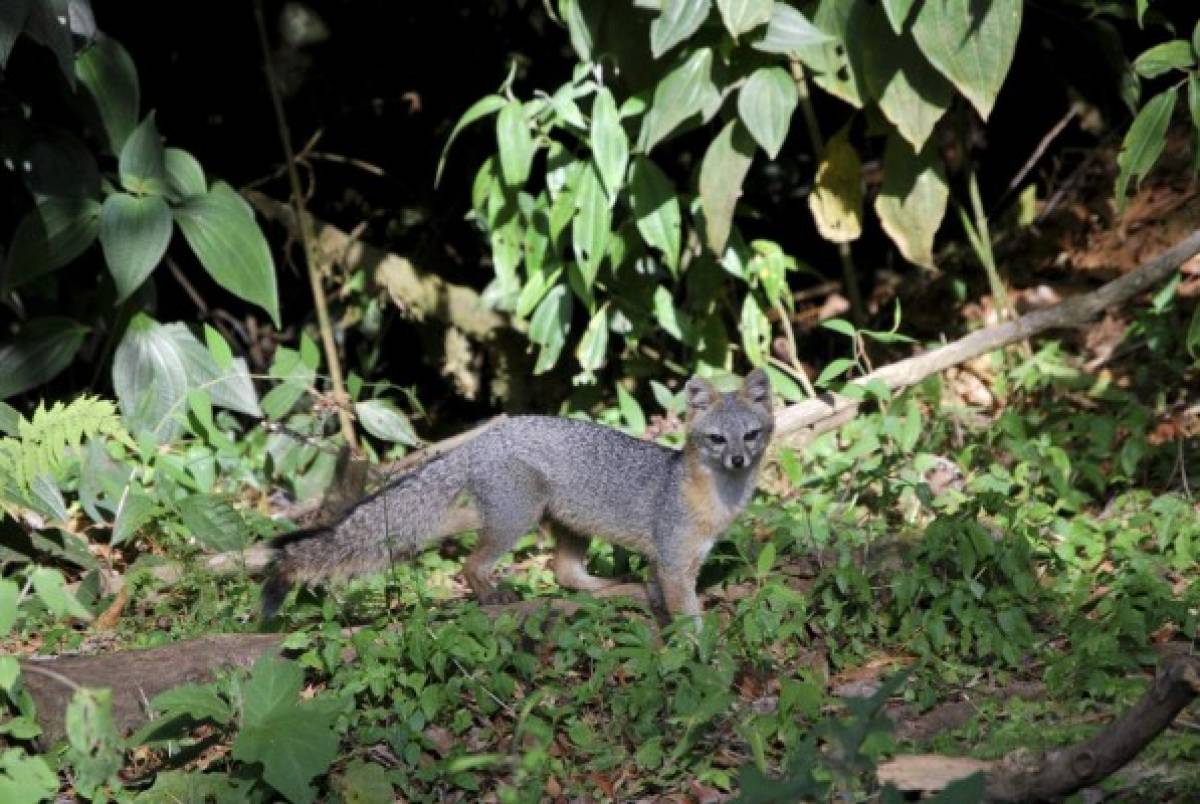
[261, 369, 774, 620]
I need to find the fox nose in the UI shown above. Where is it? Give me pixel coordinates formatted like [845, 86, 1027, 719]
[731, 455, 745, 468]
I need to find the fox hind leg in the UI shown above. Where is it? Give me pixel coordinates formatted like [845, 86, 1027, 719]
[464, 473, 545, 605]
[549, 525, 623, 592]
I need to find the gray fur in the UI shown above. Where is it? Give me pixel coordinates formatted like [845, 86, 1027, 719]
[263, 370, 774, 619]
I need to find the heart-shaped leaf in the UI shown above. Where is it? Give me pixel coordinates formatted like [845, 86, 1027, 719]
[99, 192, 172, 302]
[651, 0, 712, 58]
[737, 66, 797, 159]
[119, 111, 168, 195]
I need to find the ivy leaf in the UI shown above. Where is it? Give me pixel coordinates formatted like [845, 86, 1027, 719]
[640, 47, 720, 152]
[591, 87, 629, 200]
[232, 657, 341, 804]
[910, 0, 1022, 120]
[737, 66, 798, 159]
[99, 192, 173, 302]
[1114, 89, 1176, 212]
[628, 157, 682, 275]
[651, 0, 712, 59]
[174, 182, 280, 327]
[496, 100, 534, 188]
[874, 134, 948, 270]
[698, 119, 756, 254]
[119, 111, 168, 195]
[75, 33, 140, 154]
[715, 0, 773, 39]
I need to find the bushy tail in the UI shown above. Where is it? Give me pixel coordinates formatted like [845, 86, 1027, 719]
[261, 450, 469, 619]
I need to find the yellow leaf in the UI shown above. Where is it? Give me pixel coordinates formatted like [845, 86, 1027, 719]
[807, 130, 863, 243]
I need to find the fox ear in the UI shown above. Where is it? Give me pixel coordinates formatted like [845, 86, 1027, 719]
[739, 367, 771, 407]
[685, 375, 720, 414]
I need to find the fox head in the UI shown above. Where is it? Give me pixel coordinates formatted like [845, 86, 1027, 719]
[684, 368, 775, 472]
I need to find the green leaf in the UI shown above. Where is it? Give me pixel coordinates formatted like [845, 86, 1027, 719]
[232, 657, 340, 804]
[0, 317, 89, 399]
[572, 163, 611, 288]
[355, 399, 418, 445]
[653, 285, 687, 340]
[3, 197, 101, 289]
[496, 100, 534, 188]
[338, 760, 394, 804]
[591, 87, 629, 199]
[628, 157, 682, 274]
[0, 0, 34, 67]
[1189, 75, 1200, 131]
[75, 33, 140, 154]
[1114, 88, 1176, 212]
[150, 683, 234, 726]
[575, 304, 609, 371]
[699, 119, 756, 254]
[756, 541, 776, 576]
[882, 0, 917, 33]
[859, 7, 953, 152]
[740, 293, 770, 365]
[30, 567, 93, 621]
[641, 47, 720, 152]
[911, 0, 1022, 119]
[28, 473, 67, 521]
[529, 284, 572, 373]
[738, 66, 798, 160]
[16, 129, 100, 199]
[874, 134, 948, 270]
[437, 94, 506, 187]
[177, 494, 248, 552]
[112, 491, 159, 547]
[617, 384, 647, 433]
[753, 3, 832, 54]
[1132, 40, 1194, 79]
[816, 357, 855, 386]
[715, 0, 772, 39]
[0, 748, 58, 803]
[651, 0, 712, 59]
[99, 192, 173, 303]
[0, 580, 18, 637]
[164, 147, 207, 197]
[1186, 305, 1200, 359]
[561, 0, 606, 63]
[66, 688, 123, 798]
[174, 182, 280, 326]
[791, 1, 865, 107]
[119, 111, 168, 195]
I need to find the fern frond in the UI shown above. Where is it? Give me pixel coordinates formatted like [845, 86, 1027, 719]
[0, 395, 134, 492]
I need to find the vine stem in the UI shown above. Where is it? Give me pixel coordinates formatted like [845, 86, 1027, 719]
[252, 0, 358, 449]
[790, 59, 865, 325]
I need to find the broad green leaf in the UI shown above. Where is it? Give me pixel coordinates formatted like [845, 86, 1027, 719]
[0, 317, 89, 399]
[66, 688, 123, 798]
[753, 2, 832, 54]
[1132, 40, 1194, 79]
[874, 135, 947, 269]
[617, 384, 647, 433]
[548, 84, 587, 128]
[0, 0, 34, 67]
[529, 284, 572, 373]
[740, 293, 770, 365]
[815, 356, 855, 386]
[860, 7, 953, 151]
[715, 0, 773, 39]
[575, 304, 609, 371]
[150, 683, 234, 726]
[496, 101, 534, 188]
[882, 0, 917, 33]
[354, 399, 418, 445]
[0, 580, 17, 637]
[3, 197, 100, 288]
[572, 163, 611, 287]
[808, 129, 863, 243]
[232, 657, 340, 804]
[119, 111, 168, 195]
[338, 760, 394, 803]
[30, 567, 93, 621]
[19, 128, 101, 198]
[75, 33, 140, 154]
[561, 0, 606, 63]
[99, 192, 173, 302]
[911, 0, 1022, 119]
[164, 147, 207, 197]
[174, 182, 280, 326]
[177, 494, 248, 552]
[699, 119, 756, 254]
[28, 473, 67, 521]
[628, 157, 682, 274]
[641, 47, 720, 152]
[737, 66, 797, 159]
[591, 87, 629, 199]
[653, 285, 686, 340]
[437, 94, 506, 187]
[792, 0, 865, 107]
[112, 491, 158, 546]
[1114, 89, 1176, 212]
[651, 0, 712, 59]
[516, 265, 563, 319]
[0, 749, 58, 804]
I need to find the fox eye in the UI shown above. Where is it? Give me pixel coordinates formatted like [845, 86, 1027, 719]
[706, 433, 726, 445]
[744, 429, 762, 442]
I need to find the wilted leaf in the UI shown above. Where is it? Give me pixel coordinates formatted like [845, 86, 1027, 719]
[808, 129, 863, 243]
[911, 0, 1022, 119]
[699, 119, 756, 254]
[874, 135, 948, 269]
